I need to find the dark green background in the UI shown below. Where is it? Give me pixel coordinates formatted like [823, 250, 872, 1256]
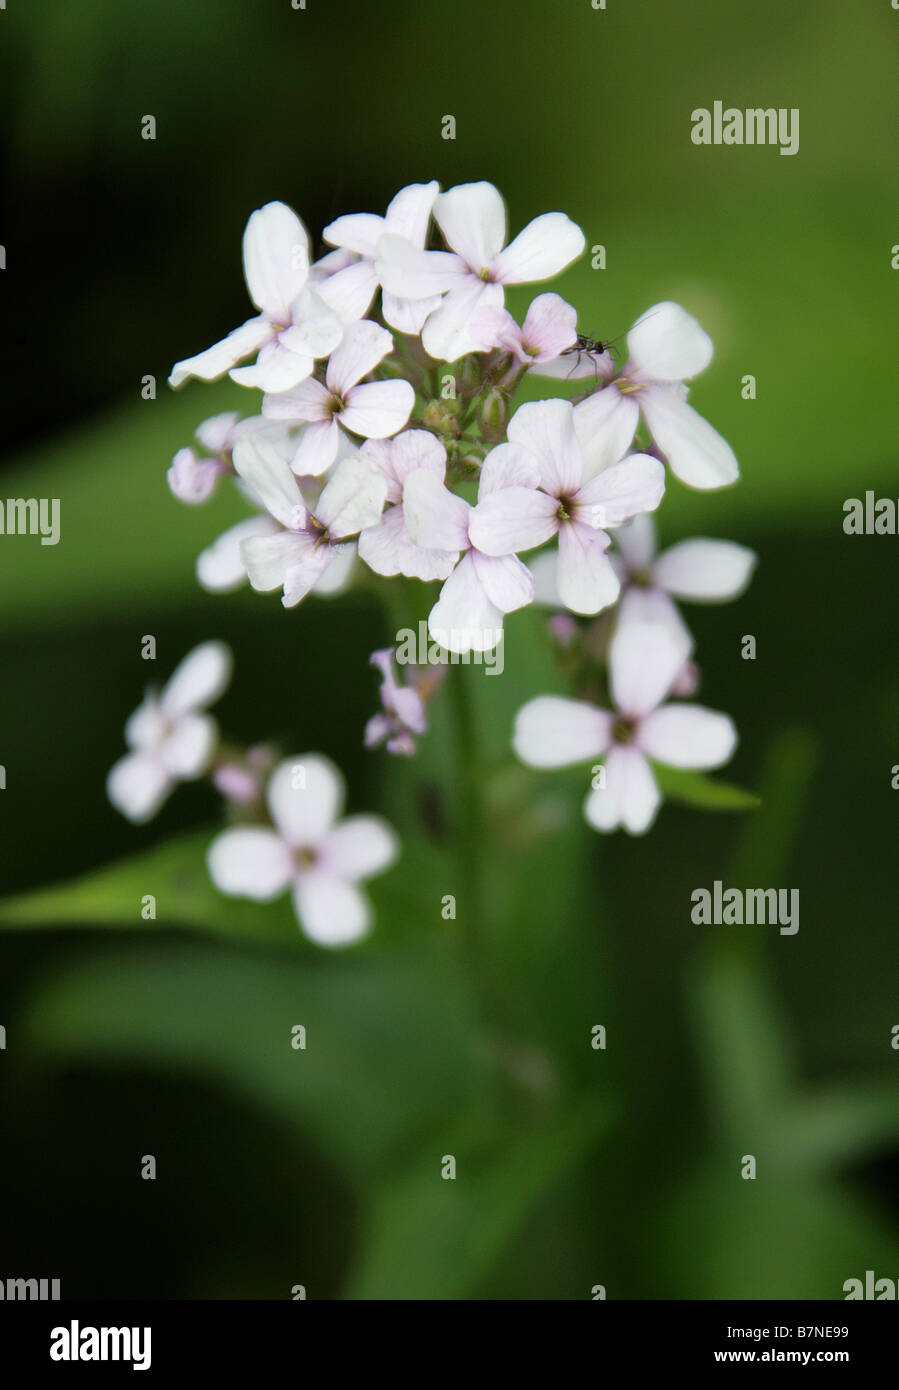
[0, 0, 896, 1298]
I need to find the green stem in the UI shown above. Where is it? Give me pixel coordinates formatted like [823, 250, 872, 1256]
[449, 662, 484, 971]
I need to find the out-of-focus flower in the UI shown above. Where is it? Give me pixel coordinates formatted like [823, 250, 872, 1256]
[207, 754, 399, 946]
[262, 321, 415, 476]
[364, 648, 432, 756]
[613, 513, 757, 613]
[513, 590, 737, 833]
[168, 202, 343, 393]
[107, 641, 232, 823]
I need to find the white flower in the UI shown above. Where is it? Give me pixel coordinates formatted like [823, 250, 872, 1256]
[262, 320, 415, 476]
[513, 590, 737, 834]
[614, 513, 757, 622]
[357, 430, 459, 581]
[107, 641, 232, 823]
[168, 412, 294, 505]
[376, 181, 585, 360]
[168, 202, 343, 394]
[469, 292, 578, 363]
[231, 435, 387, 607]
[543, 301, 739, 490]
[323, 181, 443, 334]
[467, 398, 665, 615]
[402, 447, 536, 654]
[207, 754, 399, 946]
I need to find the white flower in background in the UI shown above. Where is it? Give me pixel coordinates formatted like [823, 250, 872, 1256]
[231, 435, 386, 606]
[468, 398, 665, 615]
[365, 648, 434, 757]
[470, 292, 578, 363]
[613, 513, 757, 626]
[402, 447, 536, 653]
[376, 181, 585, 360]
[168, 202, 343, 394]
[513, 590, 737, 833]
[207, 754, 399, 946]
[107, 641, 232, 823]
[357, 430, 459, 581]
[262, 320, 415, 476]
[546, 301, 738, 490]
[324, 181, 443, 334]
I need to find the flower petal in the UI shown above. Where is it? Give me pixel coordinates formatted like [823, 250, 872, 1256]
[207, 826, 293, 900]
[626, 300, 713, 382]
[106, 753, 171, 824]
[340, 380, 415, 440]
[322, 814, 399, 880]
[573, 388, 640, 479]
[282, 546, 335, 607]
[609, 588, 694, 716]
[313, 261, 378, 324]
[322, 212, 387, 258]
[375, 234, 464, 299]
[556, 522, 619, 615]
[316, 453, 388, 537]
[385, 180, 440, 245]
[584, 745, 660, 834]
[267, 753, 343, 846]
[434, 181, 507, 270]
[196, 517, 279, 593]
[326, 320, 393, 395]
[161, 640, 233, 719]
[575, 452, 665, 528]
[520, 292, 579, 359]
[232, 435, 306, 528]
[403, 469, 471, 551]
[507, 398, 582, 497]
[470, 550, 535, 613]
[652, 538, 757, 601]
[421, 280, 504, 361]
[478, 441, 541, 496]
[491, 211, 585, 284]
[381, 289, 443, 335]
[640, 384, 739, 490]
[293, 873, 371, 946]
[358, 505, 458, 581]
[230, 342, 313, 392]
[158, 713, 217, 778]
[242, 201, 310, 320]
[639, 704, 738, 769]
[168, 316, 272, 388]
[468, 486, 558, 556]
[513, 695, 611, 767]
[240, 531, 310, 592]
[428, 552, 503, 653]
[613, 514, 657, 573]
[289, 419, 342, 477]
[262, 376, 331, 424]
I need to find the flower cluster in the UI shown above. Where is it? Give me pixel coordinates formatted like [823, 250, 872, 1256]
[109, 179, 756, 943]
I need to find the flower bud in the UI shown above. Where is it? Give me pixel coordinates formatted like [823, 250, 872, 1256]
[423, 399, 461, 436]
[478, 387, 508, 440]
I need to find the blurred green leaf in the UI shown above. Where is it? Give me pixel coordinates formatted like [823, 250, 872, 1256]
[653, 764, 760, 811]
[345, 1097, 612, 1299]
[18, 939, 488, 1184]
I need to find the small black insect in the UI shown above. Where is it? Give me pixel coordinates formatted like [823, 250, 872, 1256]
[560, 332, 616, 379]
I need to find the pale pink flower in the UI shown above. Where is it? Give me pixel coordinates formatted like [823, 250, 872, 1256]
[207, 754, 399, 946]
[470, 292, 578, 363]
[513, 591, 737, 834]
[262, 320, 415, 476]
[365, 648, 430, 757]
[357, 430, 459, 581]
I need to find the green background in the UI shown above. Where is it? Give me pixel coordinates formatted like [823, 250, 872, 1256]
[0, 0, 896, 1298]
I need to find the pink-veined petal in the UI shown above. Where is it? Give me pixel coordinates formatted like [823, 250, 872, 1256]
[240, 531, 311, 593]
[575, 452, 665, 528]
[520, 292, 579, 359]
[262, 376, 331, 424]
[316, 454, 388, 538]
[232, 436, 306, 528]
[478, 441, 541, 496]
[428, 553, 503, 653]
[282, 546, 335, 607]
[421, 279, 504, 361]
[573, 388, 640, 479]
[358, 505, 458, 581]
